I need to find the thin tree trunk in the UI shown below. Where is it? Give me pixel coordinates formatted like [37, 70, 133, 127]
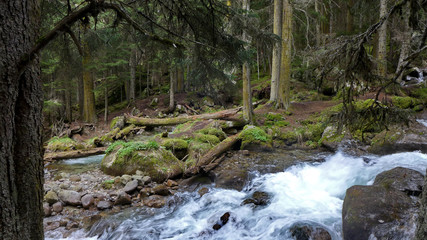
[277, 0, 292, 110]
[346, 0, 354, 33]
[82, 20, 97, 122]
[270, 0, 282, 102]
[146, 63, 150, 96]
[242, 0, 253, 123]
[0, 0, 44, 238]
[177, 66, 184, 92]
[78, 74, 84, 119]
[169, 67, 176, 112]
[377, 0, 388, 77]
[104, 74, 108, 123]
[396, 0, 411, 81]
[315, 0, 321, 47]
[129, 47, 137, 104]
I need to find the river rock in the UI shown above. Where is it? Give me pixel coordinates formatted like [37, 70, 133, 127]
[43, 202, 51, 217]
[58, 190, 82, 206]
[152, 185, 171, 196]
[121, 175, 132, 185]
[142, 176, 152, 185]
[140, 187, 153, 198]
[101, 147, 183, 183]
[124, 180, 138, 193]
[97, 200, 112, 210]
[69, 175, 81, 182]
[114, 192, 132, 205]
[416, 169, 427, 239]
[45, 221, 60, 231]
[143, 195, 166, 208]
[198, 187, 209, 197]
[166, 179, 178, 187]
[374, 167, 424, 196]
[212, 212, 231, 231]
[342, 184, 417, 240]
[52, 202, 63, 213]
[44, 190, 59, 205]
[81, 194, 94, 209]
[290, 224, 331, 240]
[242, 191, 270, 206]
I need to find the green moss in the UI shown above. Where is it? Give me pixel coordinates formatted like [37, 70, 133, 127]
[162, 138, 188, 150]
[115, 124, 136, 139]
[239, 125, 272, 149]
[265, 112, 284, 121]
[195, 133, 220, 145]
[46, 137, 81, 152]
[110, 117, 120, 130]
[392, 96, 418, 109]
[173, 121, 199, 134]
[197, 128, 227, 141]
[102, 179, 115, 189]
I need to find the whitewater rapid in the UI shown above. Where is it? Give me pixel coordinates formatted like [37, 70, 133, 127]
[48, 151, 427, 240]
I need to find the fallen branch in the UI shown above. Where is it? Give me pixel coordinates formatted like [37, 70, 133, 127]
[184, 133, 240, 177]
[44, 147, 107, 161]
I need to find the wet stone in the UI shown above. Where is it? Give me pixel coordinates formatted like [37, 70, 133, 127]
[124, 180, 138, 194]
[97, 201, 112, 210]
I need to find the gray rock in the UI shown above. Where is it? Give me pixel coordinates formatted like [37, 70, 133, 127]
[114, 192, 132, 205]
[135, 170, 144, 176]
[124, 180, 138, 194]
[141, 176, 151, 185]
[81, 194, 94, 209]
[290, 224, 332, 240]
[69, 175, 81, 182]
[44, 190, 59, 205]
[97, 201, 112, 210]
[111, 116, 125, 130]
[58, 190, 82, 206]
[43, 202, 51, 217]
[72, 184, 82, 192]
[52, 202, 63, 213]
[374, 167, 424, 196]
[59, 183, 69, 189]
[342, 184, 417, 240]
[121, 175, 132, 185]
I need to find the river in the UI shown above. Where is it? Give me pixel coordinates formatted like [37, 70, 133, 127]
[46, 150, 427, 240]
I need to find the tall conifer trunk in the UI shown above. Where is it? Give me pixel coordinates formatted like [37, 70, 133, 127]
[242, 0, 253, 123]
[0, 0, 44, 239]
[378, 0, 388, 77]
[277, 0, 292, 110]
[82, 18, 97, 122]
[270, 0, 282, 102]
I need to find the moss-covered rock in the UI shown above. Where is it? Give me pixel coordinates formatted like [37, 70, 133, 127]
[197, 128, 227, 141]
[110, 116, 125, 130]
[46, 137, 86, 152]
[238, 125, 272, 151]
[101, 141, 183, 182]
[392, 96, 419, 109]
[161, 138, 188, 160]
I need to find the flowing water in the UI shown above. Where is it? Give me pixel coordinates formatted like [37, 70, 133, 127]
[49, 151, 427, 240]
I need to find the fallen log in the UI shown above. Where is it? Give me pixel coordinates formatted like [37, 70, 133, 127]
[184, 133, 240, 177]
[125, 107, 242, 127]
[44, 147, 107, 161]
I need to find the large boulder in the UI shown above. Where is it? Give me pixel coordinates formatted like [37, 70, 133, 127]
[101, 142, 183, 183]
[416, 169, 427, 240]
[342, 167, 422, 240]
[44, 190, 59, 205]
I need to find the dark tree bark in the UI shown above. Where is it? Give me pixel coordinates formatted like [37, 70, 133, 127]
[0, 0, 44, 239]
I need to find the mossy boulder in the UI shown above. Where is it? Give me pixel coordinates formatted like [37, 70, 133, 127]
[319, 126, 345, 151]
[110, 116, 125, 130]
[369, 125, 427, 154]
[161, 138, 188, 160]
[101, 141, 183, 182]
[46, 137, 86, 152]
[392, 96, 420, 109]
[238, 125, 272, 151]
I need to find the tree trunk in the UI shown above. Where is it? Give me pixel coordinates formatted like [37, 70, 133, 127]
[104, 77, 108, 123]
[396, 0, 411, 81]
[0, 0, 44, 239]
[346, 0, 355, 34]
[78, 74, 84, 119]
[242, 0, 253, 123]
[377, 0, 388, 77]
[129, 47, 137, 104]
[270, 0, 282, 102]
[82, 19, 97, 122]
[169, 67, 176, 112]
[177, 67, 184, 92]
[277, 0, 292, 110]
[315, 0, 321, 47]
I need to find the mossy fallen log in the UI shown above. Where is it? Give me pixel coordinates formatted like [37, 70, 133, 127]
[184, 134, 240, 176]
[125, 108, 242, 127]
[44, 147, 107, 161]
